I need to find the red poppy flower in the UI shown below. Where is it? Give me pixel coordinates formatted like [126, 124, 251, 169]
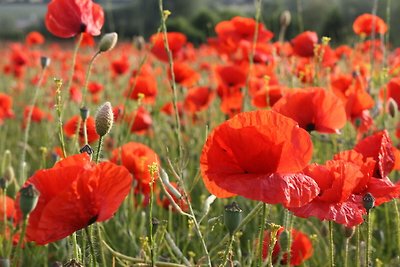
[110, 142, 159, 194]
[0, 93, 14, 124]
[16, 153, 132, 245]
[69, 86, 82, 103]
[215, 64, 247, 98]
[262, 227, 313, 266]
[382, 77, 400, 110]
[290, 159, 367, 227]
[0, 196, 15, 220]
[22, 106, 52, 128]
[150, 32, 187, 62]
[25, 31, 45, 46]
[169, 61, 200, 87]
[125, 75, 158, 104]
[251, 85, 286, 108]
[354, 130, 395, 179]
[45, 0, 104, 38]
[200, 110, 319, 208]
[291, 31, 318, 58]
[64, 115, 99, 144]
[272, 88, 347, 134]
[160, 102, 184, 118]
[125, 107, 152, 134]
[353, 14, 387, 36]
[183, 86, 214, 113]
[111, 56, 130, 76]
[88, 81, 104, 95]
[80, 32, 95, 47]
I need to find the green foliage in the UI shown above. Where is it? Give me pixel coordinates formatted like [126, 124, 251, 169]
[167, 17, 205, 45]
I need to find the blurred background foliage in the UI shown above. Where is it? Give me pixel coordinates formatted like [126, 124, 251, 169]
[0, 0, 397, 46]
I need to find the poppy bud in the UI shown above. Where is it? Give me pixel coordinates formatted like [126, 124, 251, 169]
[362, 192, 375, 213]
[133, 35, 145, 51]
[19, 184, 39, 218]
[80, 107, 89, 121]
[64, 259, 83, 267]
[279, 229, 290, 250]
[152, 217, 160, 234]
[95, 102, 114, 137]
[387, 98, 398, 118]
[343, 226, 355, 239]
[3, 165, 14, 185]
[224, 202, 242, 235]
[40, 56, 51, 69]
[99, 32, 118, 53]
[280, 10, 291, 28]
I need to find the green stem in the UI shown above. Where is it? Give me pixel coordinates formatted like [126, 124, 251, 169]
[20, 66, 47, 181]
[71, 232, 79, 260]
[329, 221, 335, 267]
[95, 224, 106, 267]
[12, 217, 27, 267]
[394, 201, 400, 254]
[95, 136, 104, 164]
[149, 174, 155, 267]
[158, 0, 183, 161]
[356, 226, 360, 267]
[296, 0, 304, 32]
[220, 235, 234, 267]
[344, 238, 349, 267]
[257, 203, 267, 267]
[66, 33, 83, 93]
[366, 211, 372, 267]
[54, 79, 67, 158]
[103, 240, 186, 267]
[85, 227, 97, 267]
[81, 51, 101, 109]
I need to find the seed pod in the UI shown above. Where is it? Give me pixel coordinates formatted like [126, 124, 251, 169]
[279, 229, 290, 250]
[19, 184, 40, 218]
[224, 202, 242, 235]
[363, 192, 375, 213]
[95, 102, 114, 137]
[99, 32, 118, 53]
[40, 56, 51, 69]
[80, 106, 89, 121]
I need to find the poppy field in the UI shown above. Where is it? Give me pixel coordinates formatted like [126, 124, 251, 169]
[2, 0, 400, 266]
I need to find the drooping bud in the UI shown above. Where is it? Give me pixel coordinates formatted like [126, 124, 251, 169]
[387, 98, 398, 118]
[224, 202, 242, 235]
[40, 56, 51, 69]
[280, 10, 291, 28]
[363, 192, 375, 213]
[99, 32, 118, 53]
[63, 259, 83, 267]
[95, 102, 114, 137]
[19, 184, 39, 218]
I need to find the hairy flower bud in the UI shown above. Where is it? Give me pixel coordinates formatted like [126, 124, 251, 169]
[280, 10, 291, 28]
[95, 102, 114, 136]
[99, 32, 118, 53]
[363, 192, 375, 213]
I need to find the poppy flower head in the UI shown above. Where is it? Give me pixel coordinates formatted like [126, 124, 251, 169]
[169, 61, 200, 87]
[353, 14, 387, 36]
[64, 115, 99, 144]
[354, 130, 395, 179]
[262, 227, 313, 266]
[16, 153, 132, 245]
[183, 86, 214, 113]
[200, 110, 319, 208]
[25, 31, 45, 46]
[110, 142, 160, 195]
[291, 31, 318, 58]
[0, 93, 14, 124]
[150, 32, 187, 62]
[272, 88, 347, 134]
[45, 0, 104, 38]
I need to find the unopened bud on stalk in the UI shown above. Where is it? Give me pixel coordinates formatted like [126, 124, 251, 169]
[279, 229, 290, 250]
[19, 184, 39, 218]
[99, 32, 118, 53]
[40, 56, 51, 69]
[280, 10, 291, 28]
[387, 98, 398, 118]
[95, 102, 114, 137]
[363, 192, 375, 213]
[133, 36, 145, 51]
[224, 202, 242, 235]
[80, 106, 89, 121]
